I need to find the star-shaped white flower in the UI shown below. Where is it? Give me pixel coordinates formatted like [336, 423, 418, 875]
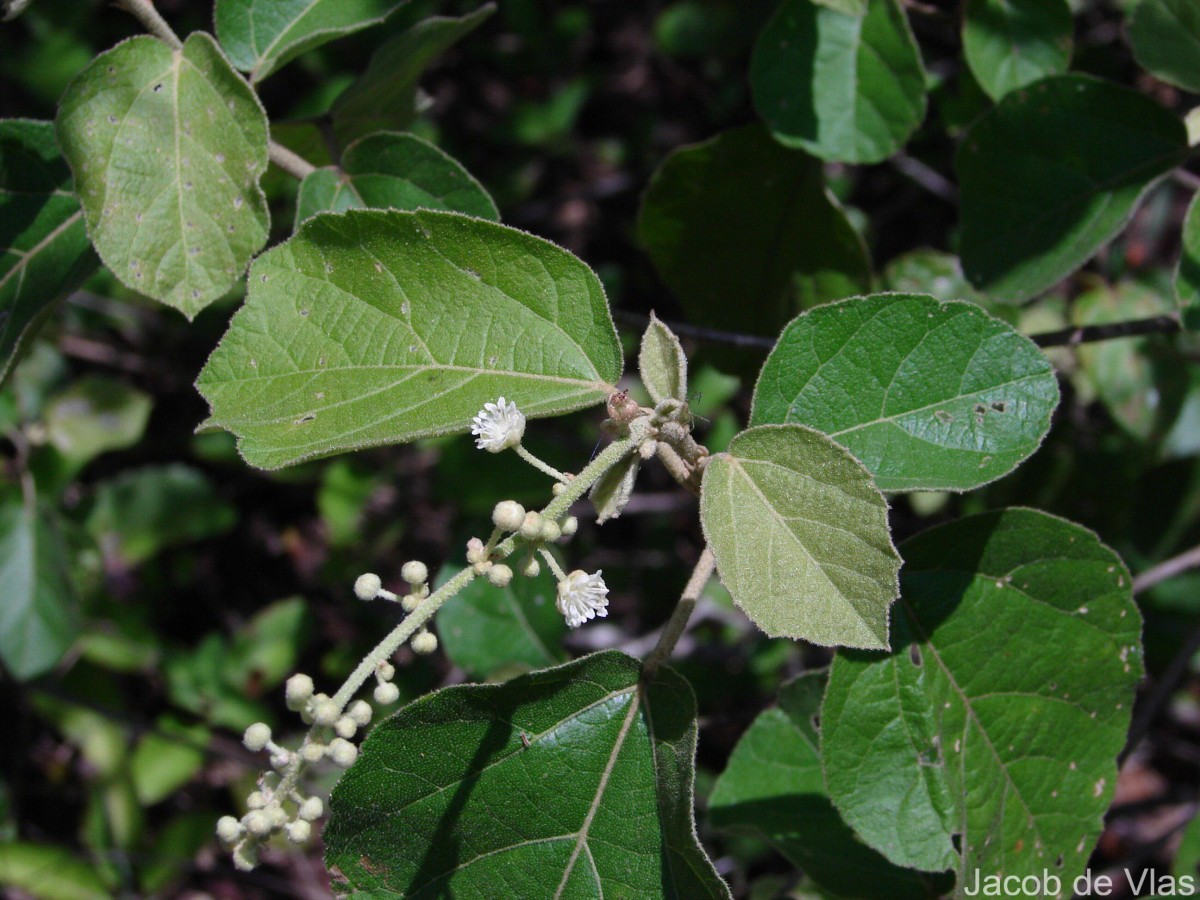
[470, 396, 526, 452]
[556, 569, 609, 628]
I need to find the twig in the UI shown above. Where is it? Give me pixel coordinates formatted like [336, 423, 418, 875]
[612, 311, 775, 350]
[114, 0, 181, 48]
[1031, 313, 1181, 348]
[268, 141, 318, 180]
[1173, 169, 1200, 191]
[643, 547, 716, 676]
[892, 152, 958, 203]
[1133, 542, 1200, 595]
[1121, 615, 1200, 765]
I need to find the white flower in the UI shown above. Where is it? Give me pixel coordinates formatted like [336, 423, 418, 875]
[471, 397, 526, 452]
[556, 569, 609, 628]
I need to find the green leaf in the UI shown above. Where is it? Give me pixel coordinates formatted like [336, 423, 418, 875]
[962, 0, 1072, 101]
[228, 596, 309, 689]
[638, 125, 870, 359]
[750, 293, 1060, 492]
[0, 485, 79, 680]
[215, 0, 410, 84]
[710, 671, 949, 900]
[43, 376, 151, 467]
[436, 565, 567, 679]
[294, 131, 498, 228]
[56, 33, 270, 318]
[750, 0, 927, 163]
[699, 424, 900, 649]
[639, 312, 688, 406]
[0, 120, 97, 387]
[0, 843, 112, 900]
[821, 510, 1142, 885]
[958, 74, 1187, 303]
[130, 716, 209, 806]
[331, 5, 496, 145]
[1129, 0, 1200, 94]
[589, 449, 641, 523]
[325, 651, 729, 898]
[1177, 192, 1200, 331]
[197, 209, 622, 469]
[85, 465, 237, 566]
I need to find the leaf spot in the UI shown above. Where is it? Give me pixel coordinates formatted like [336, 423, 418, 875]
[294, 413, 317, 425]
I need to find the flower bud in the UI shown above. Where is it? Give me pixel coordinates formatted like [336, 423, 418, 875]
[540, 519, 561, 542]
[301, 742, 326, 763]
[521, 556, 540, 578]
[347, 700, 372, 727]
[561, 516, 578, 537]
[492, 500, 526, 532]
[487, 564, 513, 588]
[328, 738, 358, 768]
[216, 815, 244, 844]
[285, 673, 315, 710]
[242, 810, 272, 837]
[243, 723, 272, 752]
[335, 716, 357, 739]
[298, 797, 324, 821]
[267, 805, 288, 829]
[412, 629, 438, 655]
[377, 661, 395, 681]
[401, 594, 420, 612]
[401, 560, 428, 585]
[246, 791, 267, 810]
[519, 511, 543, 540]
[354, 573, 382, 601]
[466, 537, 486, 565]
[286, 819, 312, 844]
[552, 481, 566, 496]
[310, 695, 340, 727]
[232, 842, 258, 872]
[374, 682, 400, 705]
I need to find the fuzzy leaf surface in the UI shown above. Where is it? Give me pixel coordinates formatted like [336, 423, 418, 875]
[331, 6, 495, 144]
[197, 209, 622, 469]
[294, 131, 497, 228]
[700, 424, 900, 649]
[56, 33, 269, 318]
[639, 312, 688, 406]
[638, 125, 869, 360]
[215, 0, 409, 83]
[750, 0, 927, 163]
[821, 510, 1142, 893]
[324, 650, 729, 898]
[962, 0, 1071, 100]
[711, 671, 949, 900]
[1129, 0, 1200, 93]
[750, 293, 1060, 492]
[958, 75, 1187, 303]
[0, 120, 97, 386]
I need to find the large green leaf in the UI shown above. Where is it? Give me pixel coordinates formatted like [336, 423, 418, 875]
[324, 651, 729, 898]
[700, 424, 900, 649]
[56, 33, 269, 318]
[1129, 0, 1200, 94]
[0, 120, 97, 387]
[821, 510, 1142, 890]
[962, 0, 1072, 101]
[331, 5, 496, 145]
[750, 0, 927, 163]
[638, 125, 869, 359]
[711, 671, 949, 899]
[196, 209, 622, 469]
[0, 843, 112, 900]
[958, 74, 1187, 303]
[0, 485, 78, 680]
[750, 293, 1060, 492]
[215, 0, 410, 84]
[43, 376, 152, 468]
[1177, 192, 1200, 331]
[294, 131, 497, 228]
[436, 565, 567, 679]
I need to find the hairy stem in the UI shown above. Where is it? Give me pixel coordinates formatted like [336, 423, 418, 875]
[515, 443, 571, 483]
[268, 141, 318, 180]
[1133, 542, 1200, 595]
[643, 547, 715, 676]
[656, 441, 700, 494]
[115, 0, 182, 48]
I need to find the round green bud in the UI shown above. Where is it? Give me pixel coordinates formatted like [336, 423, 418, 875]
[519, 511, 543, 540]
[301, 742, 326, 763]
[374, 682, 400, 705]
[246, 791, 267, 810]
[401, 560, 428, 585]
[286, 819, 312, 844]
[242, 810, 272, 838]
[284, 673, 314, 710]
[298, 797, 324, 821]
[412, 629, 438, 655]
[377, 661, 395, 681]
[335, 716, 357, 739]
[521, 556, 540, 578]
[347, 700, 372, 727]
[310, 696, 340, 727]
[487, 564, 513, 588]
[354, 573, 382, 601]
[328, 738, 358, 768]
[561, 516, 578, 537]
[243, 723, 272, 752]
[540, 519, 561, 542]
[216, 815, 244, 844]
[492, 500, 526, 532]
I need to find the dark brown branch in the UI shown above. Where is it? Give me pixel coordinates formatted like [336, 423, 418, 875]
[1030, 313, 1181, 347]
